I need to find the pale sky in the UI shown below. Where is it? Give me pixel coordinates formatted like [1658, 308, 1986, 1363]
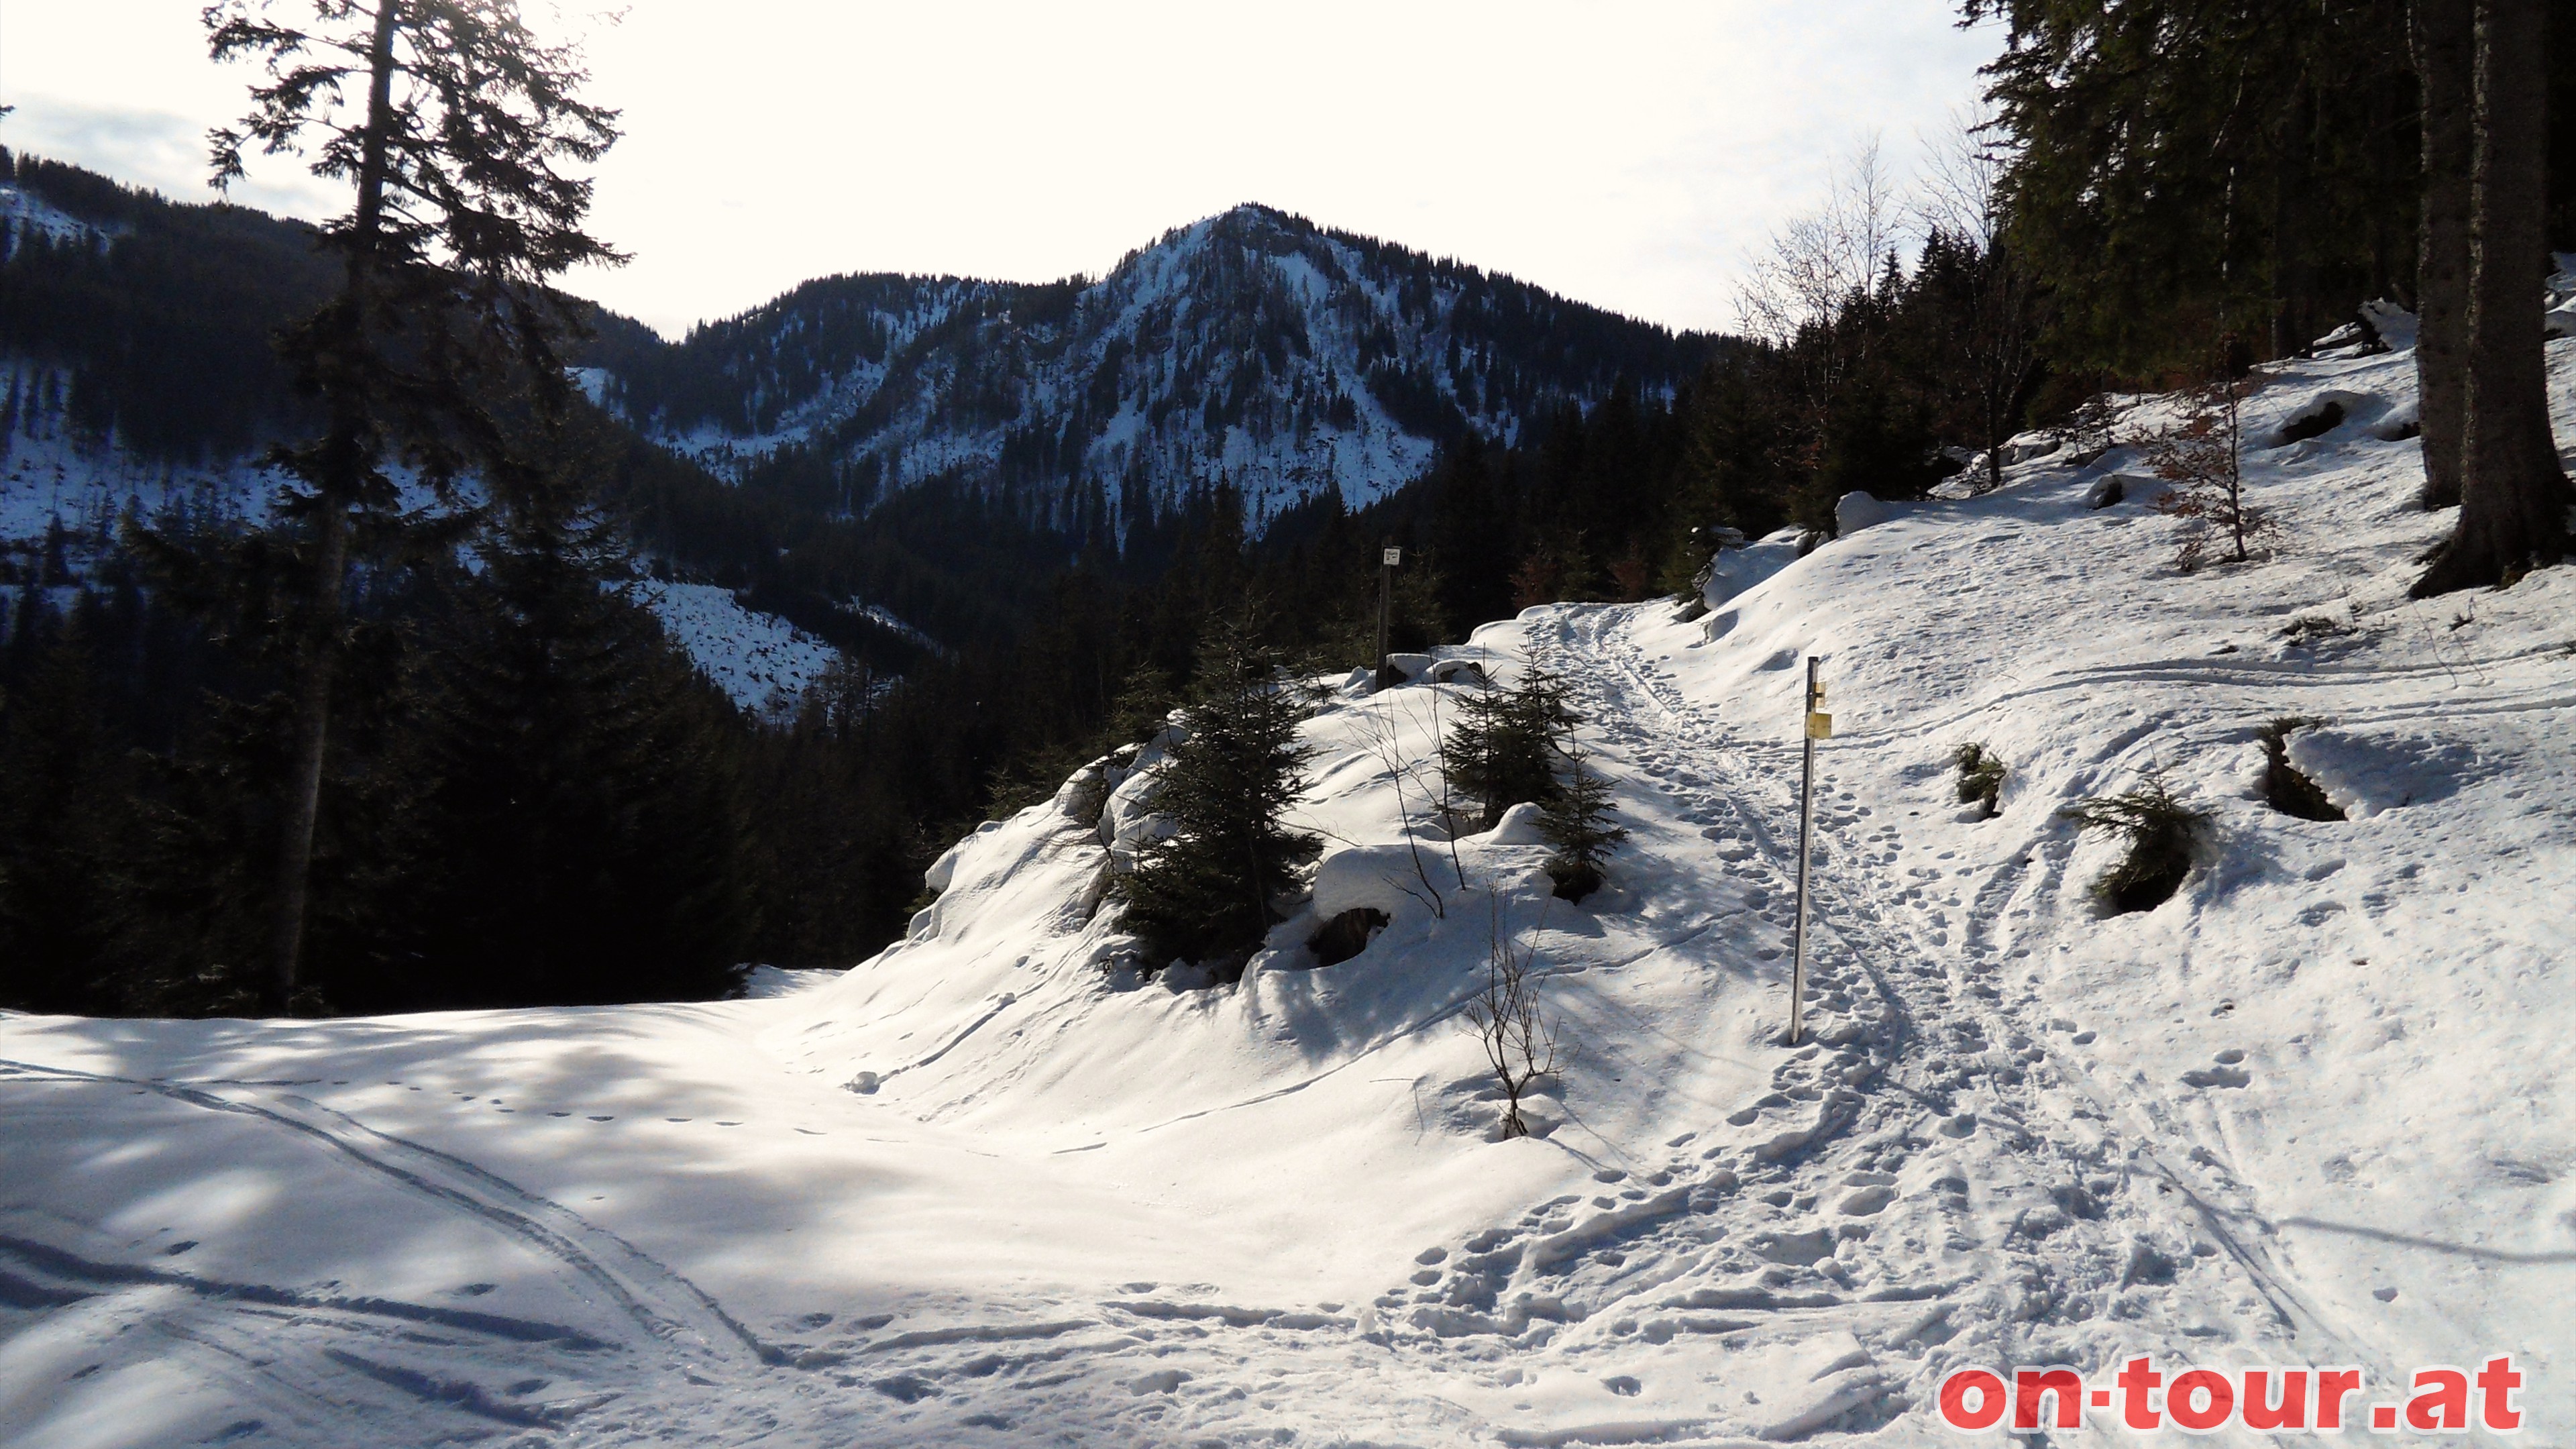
[2, 2, 2000, 339]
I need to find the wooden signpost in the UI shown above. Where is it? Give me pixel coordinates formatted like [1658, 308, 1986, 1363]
[1375, 545, 1402, 689]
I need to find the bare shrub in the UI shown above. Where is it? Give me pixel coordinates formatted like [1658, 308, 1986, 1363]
[2144, 376, 2269, 571]
[1463, 896, 1558, 1140]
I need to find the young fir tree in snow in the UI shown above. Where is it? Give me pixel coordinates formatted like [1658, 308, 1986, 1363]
[1539, 746, 1625, 903]
[1444, 667, 1572, 830]
[203, 0, 624, 1012]
[1114, 616, 1318, 973]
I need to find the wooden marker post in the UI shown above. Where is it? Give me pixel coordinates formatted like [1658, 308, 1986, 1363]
[1788, 655, 1829, 1046]
[1375, 545, 1401, 689]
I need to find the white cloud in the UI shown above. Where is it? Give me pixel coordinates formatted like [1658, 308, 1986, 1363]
[0, 1, 2000, 338]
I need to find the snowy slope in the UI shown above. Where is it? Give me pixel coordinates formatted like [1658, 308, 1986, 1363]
[2, 331, 2571, 1446]
[0, 361, 275, 548]
[0, 182, 115, 249]
[0, 383, 847, 714]
[630, 580, 842, 716]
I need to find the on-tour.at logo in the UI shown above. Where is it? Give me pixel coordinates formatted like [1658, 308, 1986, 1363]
[1937, 1356, 2525, 1434]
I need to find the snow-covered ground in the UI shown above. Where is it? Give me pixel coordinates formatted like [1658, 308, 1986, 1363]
[0, 184, 115, 250]
[629, 580, 843, 716]
[3, 333, 2571, 1446]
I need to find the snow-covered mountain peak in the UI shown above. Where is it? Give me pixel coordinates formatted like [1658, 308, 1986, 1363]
[594, 205, 1715, 532]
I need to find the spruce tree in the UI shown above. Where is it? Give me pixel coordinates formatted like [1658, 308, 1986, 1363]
[0, 615, 123, 1012]
[1965, 0, 2418, 372]
[1445, 667, 1572, 830]
[1540, 747, 1626, 904]
[2413, 0, 2573, 593]
[392, 441, 748, 1008]
[1114, 616, 1318, 974]
[203, 0, 624, 1012]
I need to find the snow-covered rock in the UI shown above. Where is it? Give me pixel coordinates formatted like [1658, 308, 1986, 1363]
[1833, 489, 1889, 534]
[2359, 297, 2419, 352]
[1311, 843, 1456, 929]
[1483, 800, 1550, 845]
[1379, 651, 1436, 683]
[1699, 525, 1804, 612]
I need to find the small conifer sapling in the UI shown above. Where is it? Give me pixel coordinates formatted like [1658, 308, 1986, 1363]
[1113, 618, 1318, 977]
[1540, 748, 1625, 902]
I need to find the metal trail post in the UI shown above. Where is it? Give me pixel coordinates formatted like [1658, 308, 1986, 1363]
[1788, 655, 1828, 1046]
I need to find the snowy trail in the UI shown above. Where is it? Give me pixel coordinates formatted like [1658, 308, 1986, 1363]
[1271, 602, 2353, 1446]
[1580, 605, 2361, 1360]
[0, 1055, 772, 1361]
[0, 1055, 847, 1445]
[2, 592, 2553, 1444]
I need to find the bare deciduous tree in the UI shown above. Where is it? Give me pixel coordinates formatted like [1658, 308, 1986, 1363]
[1735, 138, 1905, 445]
[1462, 894, 1557, 1140]
[1915, 107, 2044, 494]
[1345, 674, 1469, 920]
[2145, 374, 2267, 572]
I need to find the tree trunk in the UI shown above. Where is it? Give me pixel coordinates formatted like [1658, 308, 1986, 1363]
[267, 499, 347, 1010]
[2271, 82, 2316, 360]
[2414, 0, 2475, 509]
[2417, 0, 2572, 594]
[266, 0, 403, 1012]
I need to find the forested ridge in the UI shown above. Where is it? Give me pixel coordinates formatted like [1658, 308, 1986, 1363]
[584, 202, 1721, 533]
